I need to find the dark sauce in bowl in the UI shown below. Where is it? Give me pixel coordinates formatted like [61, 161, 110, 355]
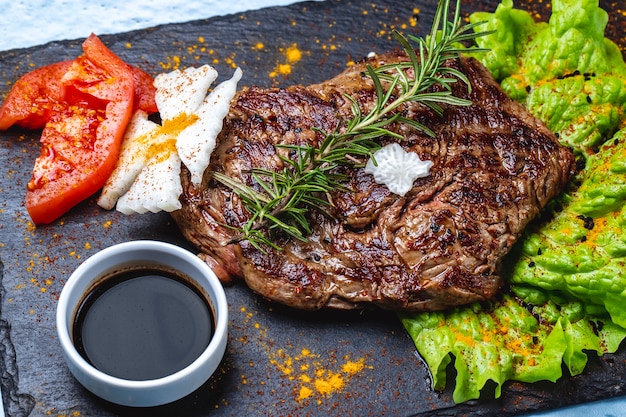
[72, 267, 214, 381]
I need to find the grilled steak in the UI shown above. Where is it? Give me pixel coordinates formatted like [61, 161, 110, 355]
[172, 53, 575, 311]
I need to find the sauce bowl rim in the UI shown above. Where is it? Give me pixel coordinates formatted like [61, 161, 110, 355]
[56, 239, 228, 406]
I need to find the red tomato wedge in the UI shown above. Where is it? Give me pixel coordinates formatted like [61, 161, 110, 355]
[0, 60, 73, 130]
[0, 33, 157, 225]
[26, 34, 136, 224]
[130, 65, 158, 114]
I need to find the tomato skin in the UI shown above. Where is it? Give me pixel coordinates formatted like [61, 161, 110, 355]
[0, 61, 72, 130]
[130, 65, 158, 113]
[25, 34, 136, 225]
[0, 40, 156, 131]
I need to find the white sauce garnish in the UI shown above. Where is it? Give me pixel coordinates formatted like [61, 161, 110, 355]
[177, 67, 242, 186]
[364, 143, 433, 196]
[155, 65, 218, 122]
[97, 64, 242, 214]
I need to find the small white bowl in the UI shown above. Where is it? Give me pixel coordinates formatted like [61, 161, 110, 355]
[56, 240, 228, 407]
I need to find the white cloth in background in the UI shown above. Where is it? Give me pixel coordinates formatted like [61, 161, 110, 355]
[0, 0, 316, 51]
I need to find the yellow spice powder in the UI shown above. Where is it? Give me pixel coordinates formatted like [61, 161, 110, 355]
[314, 369, 345, 396]
[269, 44, 304, 78]
[285, 44, 302, 63]
[270, 347, 370, 402]
[298, 385, 314, 400]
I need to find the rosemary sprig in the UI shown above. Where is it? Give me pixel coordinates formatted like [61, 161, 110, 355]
[212, 0, 489, 250]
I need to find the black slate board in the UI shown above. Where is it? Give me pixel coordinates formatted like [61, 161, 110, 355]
[1, 1, 625, 416]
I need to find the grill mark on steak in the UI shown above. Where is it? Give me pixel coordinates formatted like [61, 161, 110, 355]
[171, 53, 575, 311]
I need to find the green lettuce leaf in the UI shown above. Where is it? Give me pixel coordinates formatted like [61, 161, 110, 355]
[470, 0, 626, 154]
[508, 127, 626, 326]
[468, 0, 542, 80]
[400, 293, 626, 403]
[511, 286, 626, 374]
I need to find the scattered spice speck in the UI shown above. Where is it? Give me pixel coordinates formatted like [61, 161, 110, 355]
[224, 56, 238, 68]
[285, 44, 302, 63]
[298, 385, 314, 400]
[49, 412, 82, 417]
[236, 306, 372, 404]
[159, 55, 182, 71]
[268, 347, 372, 403]
[269, 43, 306, 79]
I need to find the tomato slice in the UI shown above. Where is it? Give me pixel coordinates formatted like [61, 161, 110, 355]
[24, 34, 136, 225]
[0, 61, 72, 130]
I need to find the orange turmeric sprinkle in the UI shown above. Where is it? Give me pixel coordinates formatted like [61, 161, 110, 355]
[269, 44, 306, 78]
[269, 348, 371, 402]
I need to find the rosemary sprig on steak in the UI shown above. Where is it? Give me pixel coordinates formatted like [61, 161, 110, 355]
[212, 0, 488, 251]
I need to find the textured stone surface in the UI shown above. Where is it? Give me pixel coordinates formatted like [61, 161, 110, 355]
[0, 0, 624, 416]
